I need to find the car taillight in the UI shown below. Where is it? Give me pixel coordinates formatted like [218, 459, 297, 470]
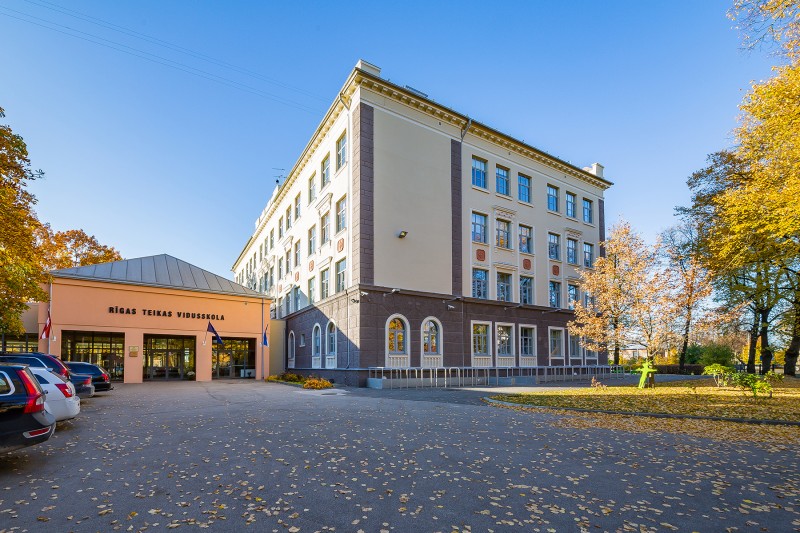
[55, 382, 73, 398]
[17, 370, 45, 414]
[103, 373, 109, 382]
[82, 378, 91, 385]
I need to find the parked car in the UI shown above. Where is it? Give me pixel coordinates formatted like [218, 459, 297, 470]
[0, 363, 57, 453]
[0, 353, 95, 398]
[29, 367, 80, 422]
[64, 362, 113, 392]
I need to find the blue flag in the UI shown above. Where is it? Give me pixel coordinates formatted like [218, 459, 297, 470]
[207, 321, 224, 346]
[262, 325, 269, 347]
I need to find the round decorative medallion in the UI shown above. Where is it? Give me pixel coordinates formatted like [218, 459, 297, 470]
[294, 272, 300, 282]
[476, 249, 486, 261]
[337, 238, 345, 252]
[309, 260, 314, 272]
[552, 265, 560, 276]
[522, 258, 532, 270]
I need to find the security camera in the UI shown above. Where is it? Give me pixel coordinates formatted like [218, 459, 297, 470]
[447, 304, 455, 310]
[391, 288, 400, 294]
[360, 291, 369, 296]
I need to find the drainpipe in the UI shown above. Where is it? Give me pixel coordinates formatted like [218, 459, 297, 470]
[339, 91, 353, 376]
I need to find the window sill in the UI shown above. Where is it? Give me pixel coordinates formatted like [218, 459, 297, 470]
[335, 162, 347, 177]
[583, 222, 596, 228]
[471, 185, 491, 194]
[547, 210, 562, 217]
[520, 251, 534, 257]
[518, 201, 534, 208]
[495, 193, 513, 201]
[472, 239, 489, 246]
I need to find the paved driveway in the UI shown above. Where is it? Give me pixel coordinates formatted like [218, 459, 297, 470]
[1, 381, 797, 532]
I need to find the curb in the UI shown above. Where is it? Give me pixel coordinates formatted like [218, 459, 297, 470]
[483, 397, 800, 427]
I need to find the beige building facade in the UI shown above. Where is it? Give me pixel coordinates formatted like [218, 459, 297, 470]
[233, 61, 612, 385]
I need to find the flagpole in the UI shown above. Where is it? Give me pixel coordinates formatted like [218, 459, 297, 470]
[47, 281, 52, 354]
[260, 298, 264, 381]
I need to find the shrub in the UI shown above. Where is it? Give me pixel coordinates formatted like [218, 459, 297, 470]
[730, 371, 776, 398]
[303, 376, 333, 390]
[702, 364, 734, 387]
[266, 372, 306, 383]
[590, 376, 607, 390]
[699, 342, 734, 366]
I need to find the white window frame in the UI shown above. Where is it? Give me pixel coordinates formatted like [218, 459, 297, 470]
[385, 314, 410, 368]
[496, 271, 512, 302]
[495, 322, 515, 367]
[325, 320, 337, 369]
[518, 324, 538, 367]
[470, 320, 493, 368]
[312, 323, 322, 357]
[569, 333, 583, 366]
[287, 331, 296, 368]
[548, 327, 566, 366]
[566, 191, 577, 218]
[420, 316, 444, 368]
[336, 131, 347, 170]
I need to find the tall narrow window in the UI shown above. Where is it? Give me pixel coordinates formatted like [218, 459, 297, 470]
[286, 207, 292, 230]
[321, 212, 330, 243]
[308, 277, 316, 304]
[423, 320, 440, 355]
[472, 269, 488, 299]
[549, 281, 561, 308]
[496, 219, 511, 249]
[388, 318, 406, 354]
[308, 174, 316, 203]
[519, 225, 532, 254]
[520, 326, 536, 357]
[583, 243, 594, 268]
[520, 276, 533, 305]
[321, 154, 331, 186]
[547, 185, 559, 212]
[294, 240, 301, 267]
[583, 199, 593, 223]
[548, 233, 561, 260]
[320, 269, 329, 299]
[473, 323, 489, 356]
[496, 166, 509, 195]
[549, 329, 564, 359]
[308, 226, 317, 255]
[566, 192, 577, 218]
[294, 194, 301, 220]
[497, 325, 512, 357]
[312, 325, 321, 357]
[336, 196, 347, 232]
[335, 258, 346, 292]
[567, 238, 578, 264]
[327, 322, 337, 355]
[497, 272, 512, 302]
[568, 284, 579, 309]
[471, 212, 487, 243]
[336, 132, 347, 170]
[278, 217, 284, 238]
[278, 258, 283, 279]
[472, 157, 487, 188]
[269, 229, 274, 250]
[285, 250, 291, 272]
[518, 174, 531, 203]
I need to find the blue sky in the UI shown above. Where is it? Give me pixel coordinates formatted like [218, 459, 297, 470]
[0, 0, 779, 278]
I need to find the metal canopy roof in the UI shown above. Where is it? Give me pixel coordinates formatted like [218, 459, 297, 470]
[51, 254, 261, 298]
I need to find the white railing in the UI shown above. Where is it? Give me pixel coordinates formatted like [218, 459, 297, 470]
[386, 355, 410, 368]
[421, 355, 443, 368]
[325, 355, 337, 369]
[311, 356, 321, 369]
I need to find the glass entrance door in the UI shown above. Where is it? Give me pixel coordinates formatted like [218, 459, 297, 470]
[143, 335, 196, 380]
[212, 338, 256, 378]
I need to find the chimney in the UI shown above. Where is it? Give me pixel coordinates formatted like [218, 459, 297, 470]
[355, 60, 381, 77]
[583, 163, 604, 178]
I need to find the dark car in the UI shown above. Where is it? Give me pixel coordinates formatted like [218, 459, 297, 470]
[0, 353, 95, 398]
[64, 362, 113, 392]
[0, 363, 57, 453]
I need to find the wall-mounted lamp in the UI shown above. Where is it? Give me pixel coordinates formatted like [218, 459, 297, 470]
[447, 304, 456, 310]
[398, 231, 408, 239]
[351, 298, 360, 303]
[383, 288, 401, 297]
[503, 304, 523, 311]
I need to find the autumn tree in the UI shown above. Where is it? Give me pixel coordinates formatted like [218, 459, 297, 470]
[36, 224, 122, 270]
[729, 0, 800, 57]
[569, 221, 673, 364]
[0, 107, 48, 335]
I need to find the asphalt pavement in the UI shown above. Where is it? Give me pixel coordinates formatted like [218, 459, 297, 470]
[0, 380, 796, 532]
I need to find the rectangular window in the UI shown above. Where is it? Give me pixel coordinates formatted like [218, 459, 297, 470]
[496, 219, 511, 249]
[496, 166, 509, 196]
[321, 269, 329, 299]
[336, 196, 347, 232]
[321, 212, 330, 243]
[568, 284, 579, 309]
[549, 281, 561, 308]
[550, 328, 564, 359]
[285, 250, 291, 272]
[294, 240, 301, 268]
[336, 132, 347, 170]
[472, 268, 488, 299]
[567, 238, 578, 264]
[547, 185, 559, 212]
[308, 226, 317, 255]
[497, 272, 512, 302]
[583, 199, 593, 223]
[321, 154, 330, 186]
[471, 212, 487, 243]
[308, 174, 316, 203]
[520, 326, 536, 357]
[519, 225, 532, 254]
[294, 194, 301, 220]
[566, 192, 577, 218]
[472, 157, 487, 188]
[473, 323, 489, 355]
[268, 267, 274, 290]
[278, 258, 283, 279]
[548, 233, 561, 260]
[308, 277, 316, 304]
[278, 217, 284, 238]
[285, 207, 292, 230]
[584, 243, 594, 268]
[520, 276, 533, 305]
[570, 334, 582, 363]
[269, 229, 274, 250]
[335, 259, 346, 292]
[518, 174, 531, 203]
[497, 325, 513, 356]
[293, 286, 301, 311]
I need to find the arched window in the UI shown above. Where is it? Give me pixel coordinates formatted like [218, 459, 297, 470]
[287, 331, 295, 368]
[387, 315, 408, 354]
[312, 324, 322, 357]
[326, 321, 337, 355]
[422, 319, 441, 355]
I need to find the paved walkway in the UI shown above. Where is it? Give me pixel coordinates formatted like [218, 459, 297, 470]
[0, 380, 796, 532]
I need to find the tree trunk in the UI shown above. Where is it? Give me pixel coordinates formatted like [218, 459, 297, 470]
[612, 316, 620, 365]
[759, 309, 772, 375]
[785, 334, 799, 377]
[747, 310, 758, 374]
[678, 307, 692, 372]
